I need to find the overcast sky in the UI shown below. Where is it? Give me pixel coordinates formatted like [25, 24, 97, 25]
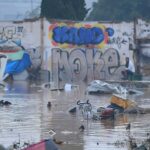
[0, 0, 97, 21]
[85, 0, 97, 8]
[0, 0, 41, 20]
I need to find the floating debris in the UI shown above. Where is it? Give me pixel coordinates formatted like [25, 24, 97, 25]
[79, 125, 85, 132]
[68, 106, 76, 113]
[126, 123, 131, 131]
[47, 101, 52, 109]
[0, 100, 12, 106]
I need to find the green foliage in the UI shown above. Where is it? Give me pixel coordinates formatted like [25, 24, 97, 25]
[41, 0, 88, 20]
[87, 0, 150, 21]
[0, 145, 6, 150]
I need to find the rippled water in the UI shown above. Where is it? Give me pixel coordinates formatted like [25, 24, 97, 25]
[0, 81, 150, 150]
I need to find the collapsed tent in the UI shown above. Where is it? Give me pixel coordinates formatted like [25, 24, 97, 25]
[86, 80, 127, 94]
[23, 139, 60, 150]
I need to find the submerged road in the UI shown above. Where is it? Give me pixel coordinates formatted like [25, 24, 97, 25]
[0, 81, 150, 150]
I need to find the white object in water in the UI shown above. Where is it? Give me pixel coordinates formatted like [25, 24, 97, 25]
[49, 129, 56, 138]
[64, 83, 72, 91]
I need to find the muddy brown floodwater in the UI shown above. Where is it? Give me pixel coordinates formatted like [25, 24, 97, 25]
[0, 81, 150, 150]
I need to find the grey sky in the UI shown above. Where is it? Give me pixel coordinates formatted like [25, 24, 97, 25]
[85, 0, 97, 8]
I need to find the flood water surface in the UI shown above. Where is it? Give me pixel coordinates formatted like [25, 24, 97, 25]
[0, 81, 150, 150]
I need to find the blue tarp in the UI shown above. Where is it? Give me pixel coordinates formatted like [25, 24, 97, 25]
[107, 103, 124, 113]
[4, 53, 32, 75]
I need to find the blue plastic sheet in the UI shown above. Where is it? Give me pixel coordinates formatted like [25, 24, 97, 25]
[107, 103, 124, 113]
[4, 53, 32, 75]
[52, 26, 107, 45]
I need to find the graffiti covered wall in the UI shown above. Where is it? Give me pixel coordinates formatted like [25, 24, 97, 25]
[1, 18, 149, 85]
[47, 21, 134, 88]
[0, 20, 43, 72]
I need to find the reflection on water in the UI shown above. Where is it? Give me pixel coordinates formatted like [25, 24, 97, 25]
[0, 81, 150, 150]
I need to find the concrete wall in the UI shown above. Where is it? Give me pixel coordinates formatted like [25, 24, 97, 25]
[136, 19, 150, 80]
[46, 21, 134, 88]
[0, 18, 150, 87]
[0, 19, 42, 70]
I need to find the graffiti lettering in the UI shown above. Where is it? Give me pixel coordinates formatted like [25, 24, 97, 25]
[49, 23, 115, 49]
[4, 26, 16, 39]
[52, 48, 124, 88]
[0, 26, 24, 41]
[69, 49, 87, 82]
[52, 26, 114, 45]
[109, 37, 128, 49]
